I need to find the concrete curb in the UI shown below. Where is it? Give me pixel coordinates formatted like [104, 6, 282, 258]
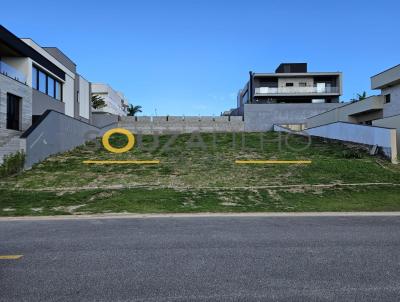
[1, 212, 400, 221]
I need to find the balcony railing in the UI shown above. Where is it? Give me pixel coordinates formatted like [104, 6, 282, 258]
[0, 60, 27, 84]
[255, 86, 340, 95]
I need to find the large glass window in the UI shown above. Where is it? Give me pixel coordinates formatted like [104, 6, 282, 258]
[32, 66, 38, 89]
[55, 81, 62, 101]
[32, 65, 62, 101]
[38, 70, 47, 93]
[48, 77, 55, 98]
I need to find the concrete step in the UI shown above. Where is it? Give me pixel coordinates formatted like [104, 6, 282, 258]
[0, 137, 24, 165]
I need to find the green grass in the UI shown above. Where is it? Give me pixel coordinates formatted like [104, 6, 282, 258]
[1, 132, 400, 216]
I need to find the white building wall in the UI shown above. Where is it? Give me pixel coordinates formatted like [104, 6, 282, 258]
[63, 74, 75, 117]
[382, 84, 400, 117]
[305, 122, 397, 163]
[91, 83, 127, 116]
[78, 76, 90, 120]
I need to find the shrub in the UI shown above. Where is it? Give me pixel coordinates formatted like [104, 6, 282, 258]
[0, 151, 25, 178]
[341, 149, 363, 159]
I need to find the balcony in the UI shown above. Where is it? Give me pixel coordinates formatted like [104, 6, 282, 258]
[255, 86, 340, 95]
[0, 60, 27, 84]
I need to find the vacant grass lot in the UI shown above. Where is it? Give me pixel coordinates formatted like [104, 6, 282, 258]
[1, 132, 400, 216]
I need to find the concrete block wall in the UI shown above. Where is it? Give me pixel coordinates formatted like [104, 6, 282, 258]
[119, 116, 245, 134]
[0, 74, 32, 131]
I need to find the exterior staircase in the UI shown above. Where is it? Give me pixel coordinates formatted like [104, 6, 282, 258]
[0, 129, 24, 165]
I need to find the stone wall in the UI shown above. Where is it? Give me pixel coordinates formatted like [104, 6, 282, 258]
[0, 73, 32, 131]
[119, 116, 244, 134]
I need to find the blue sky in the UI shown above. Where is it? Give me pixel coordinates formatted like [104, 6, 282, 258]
[2, 0, 399, 115]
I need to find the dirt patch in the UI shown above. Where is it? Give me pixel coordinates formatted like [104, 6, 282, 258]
[220, 202, 238, 206]
[53, 204, 86, 213]
[89, 191, 115, 201]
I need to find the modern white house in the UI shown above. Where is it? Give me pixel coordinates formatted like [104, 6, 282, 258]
[91, 83, 129, 116]
[233, 63, 343, 131]
[301, 64, 400, 163]
[307, 64, 400, 128]
[0, 25, 91, 133]
[0, 25, 124, 165]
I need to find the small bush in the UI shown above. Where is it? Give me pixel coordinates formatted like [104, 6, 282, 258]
[0, 151, 25, 178]
[341, 149, 363, 159]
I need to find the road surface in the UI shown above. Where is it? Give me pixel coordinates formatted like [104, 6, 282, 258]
[1, 215, 400, 301]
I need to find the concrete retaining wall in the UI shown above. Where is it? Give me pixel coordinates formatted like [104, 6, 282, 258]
[119, 116, 245, 134]
[32, 89, 65, 116]
[305, 122, 397, 163]
[92, 112, 120, 128]
[244, 103, 341, 132]
[306, 96, 385, 128]
[21, 110, 117, 167]
[372, 114, 400, 151]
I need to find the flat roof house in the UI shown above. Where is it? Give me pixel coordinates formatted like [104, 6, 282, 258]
[307, 64, 400, 129]
[234, 63, 342, 131]
[91, 83, 129, 116]
[0, 25, 91, 133]
[0, 25, 94, 164]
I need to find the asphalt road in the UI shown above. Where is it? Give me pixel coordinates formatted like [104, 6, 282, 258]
[1, 216, 400, 301]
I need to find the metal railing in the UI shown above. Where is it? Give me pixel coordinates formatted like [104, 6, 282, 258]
[0, 60, 27, 84]
[255, 86, 340, 94]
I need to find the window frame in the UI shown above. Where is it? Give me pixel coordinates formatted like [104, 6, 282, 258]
[32, 64, 63, 101]
[385, 94, 391, 103]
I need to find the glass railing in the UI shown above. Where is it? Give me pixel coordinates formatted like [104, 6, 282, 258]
[0, 60, 27, 84]
[255, 86, 340, 94]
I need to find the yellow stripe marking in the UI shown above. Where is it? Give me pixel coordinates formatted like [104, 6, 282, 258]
[83, 160, 160, 165]
[235, 160, 312, 164]
[0, 255, 23, 260]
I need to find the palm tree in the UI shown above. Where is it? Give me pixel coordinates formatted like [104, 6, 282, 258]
[127, 105, 142, 116]
[91, 95, 106, 109]
[352, 91, 367, 102]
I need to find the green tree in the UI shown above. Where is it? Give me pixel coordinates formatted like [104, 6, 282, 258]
[91, 95, 106, 109]
[127, 105, 142, 116]
[352, 91, 368, 102]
